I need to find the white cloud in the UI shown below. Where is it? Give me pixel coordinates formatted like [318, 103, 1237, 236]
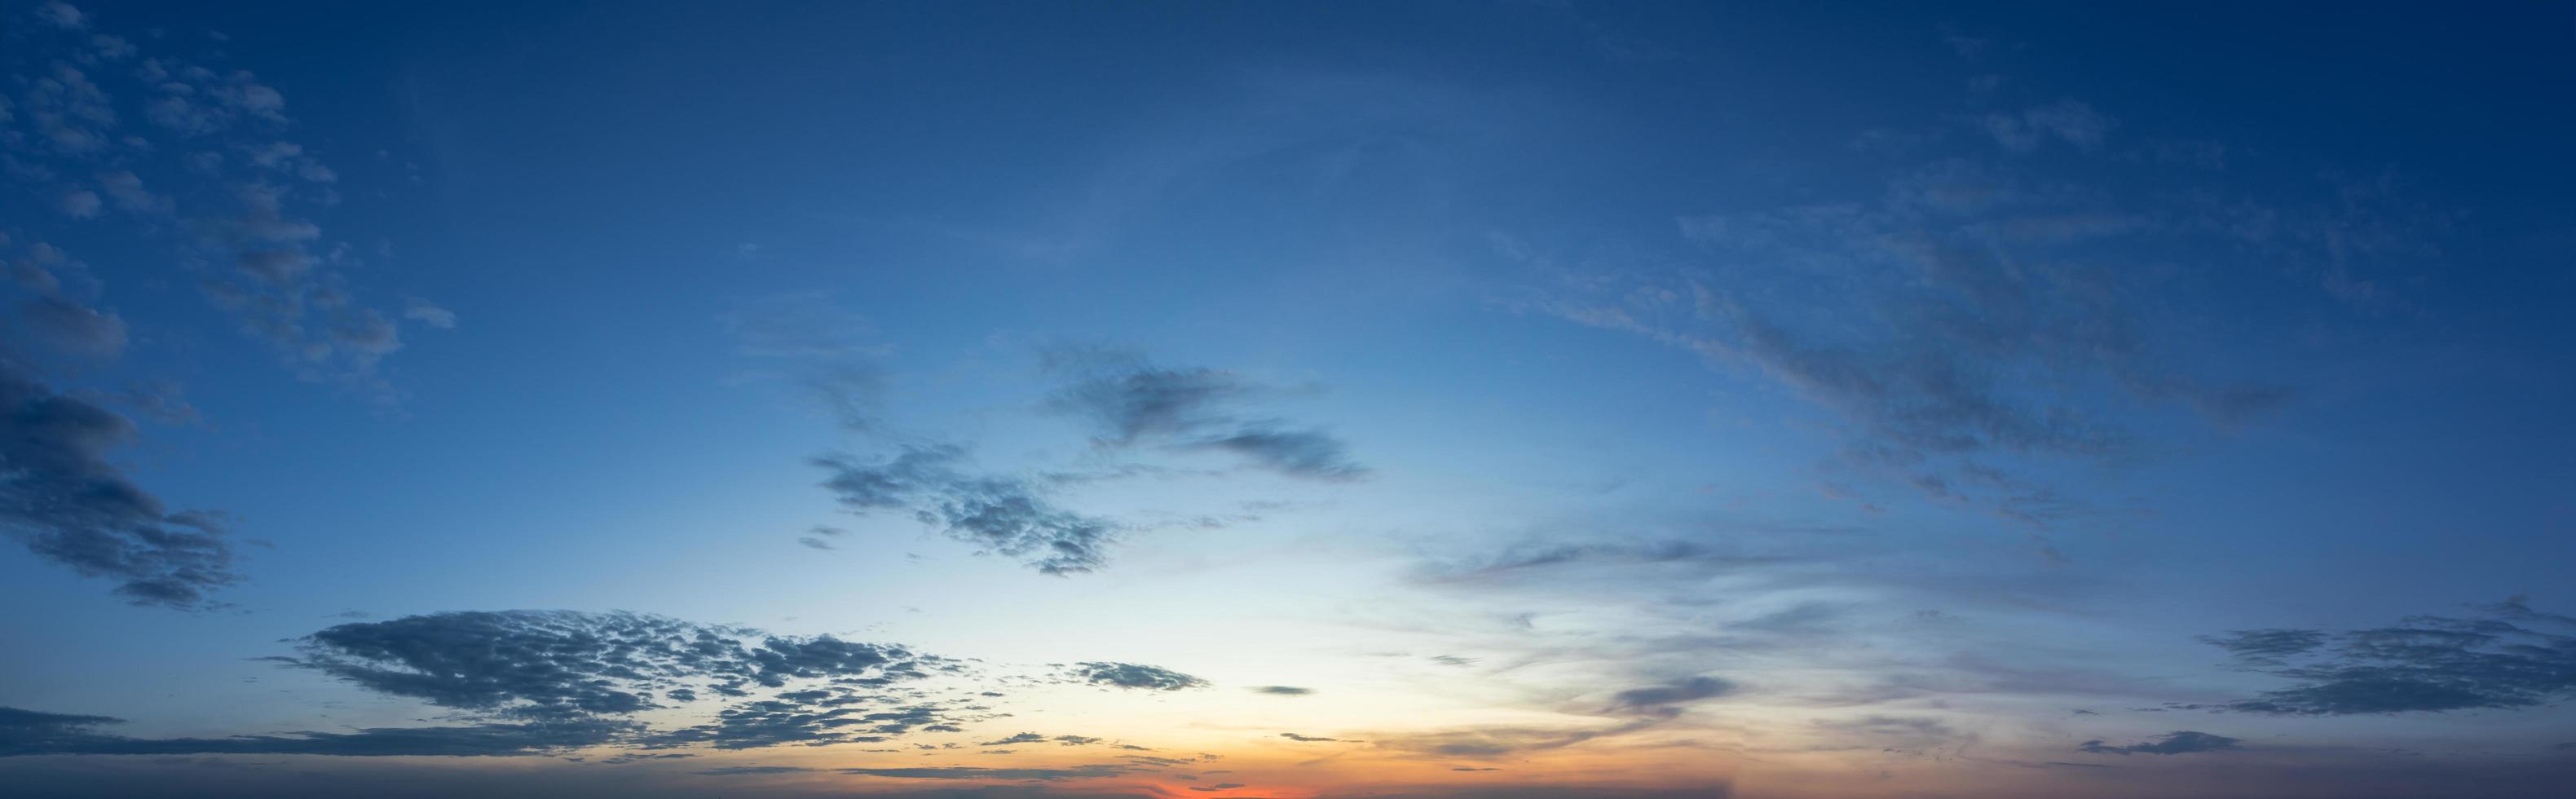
[404, 298, 457, 329]
[37, 1, 84, 29]
[59, 189, 101, 219]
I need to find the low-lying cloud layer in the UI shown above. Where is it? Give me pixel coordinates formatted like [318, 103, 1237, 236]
[1, 610, 1204, 758]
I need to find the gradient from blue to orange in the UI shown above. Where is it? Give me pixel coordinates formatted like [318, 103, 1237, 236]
[2, 2, 2572, 797]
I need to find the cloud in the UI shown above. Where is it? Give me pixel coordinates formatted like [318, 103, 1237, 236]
[1608, 677, 1734, 717]
[1416, 540, 1793, 584]
[981, 732, 1048, 746]
[287, 611, 943, 722]
[0, 706, 633, 757]
[2, 18, 437, 401]
[817, 444, 1118, 575]
[835, 765, 1140, 781]
[1513, 142, 2291, 523]
[1278, 733, 1345, 742]
[2078, 731, 2241, 756]
[1369, 677, 1733, 761]
[1814, 715, 1968, 748]
[96, 171, 164, 214]
[58, 188, 100, 218]
[2199, 603, 2576, 716]
[1196, 426, 1365, 481]
[1043, 348, 1364, 480]
[722, 293, 889, 430]
[0, 609, 1255, 757]
[1068, 662, 1208, 691]
[16, 295, 126, 358]
[1250, 686, 1312, 695]
[403, 298, 457, 329]
[37, 2, 84, 29]
[2198, 629, 2327, 660]
[1983, 99, 2115, 152]
[0, 360, 240, 608]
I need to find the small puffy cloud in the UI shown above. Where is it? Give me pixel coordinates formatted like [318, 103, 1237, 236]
[59, 190, 101, 219]
[16, 296, 127, 358]
[96, 171, 163, 214]
[1250, 686, 1312, 695]
[403, 298, 457, 329]
[37, 2, 84, 29]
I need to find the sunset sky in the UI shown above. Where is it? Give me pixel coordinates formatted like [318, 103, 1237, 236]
[3, 2, 2574, 797]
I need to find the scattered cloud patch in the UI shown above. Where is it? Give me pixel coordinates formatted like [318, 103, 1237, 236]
[817, 444, 1118, 575]
[2203, 603, 2576, 715]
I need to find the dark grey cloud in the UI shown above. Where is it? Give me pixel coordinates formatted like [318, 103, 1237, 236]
[1608, 676, 1734, 717]
[288, 611, 937, 720]
[245, 609, 998, 753]
[2201, 603, 2576, 716]
[0, 706, 633, 757]
[1043, 350, 1364, 481]
[818, 444, 1118, 575]
[981, 731, 1048, 746]
[837, 765, 1140, 781]
[2078, 731, 2240, 756]
[0, 359, 240, 608]
[3, 608, 1241, 757]
[638, 700, 959, 750]
[1197, 426, 1365, 481]
[1279, 733, 1346, 743]
[1250, 686, 1312, 695]
[2199, 629, 2327, 660]
[1068, 662, 1208, 691]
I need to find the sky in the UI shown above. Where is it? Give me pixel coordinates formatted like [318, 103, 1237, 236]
[2, 1, 2573, 797]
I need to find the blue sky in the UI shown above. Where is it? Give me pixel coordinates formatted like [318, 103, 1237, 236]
[2, 2, 2573, 797]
